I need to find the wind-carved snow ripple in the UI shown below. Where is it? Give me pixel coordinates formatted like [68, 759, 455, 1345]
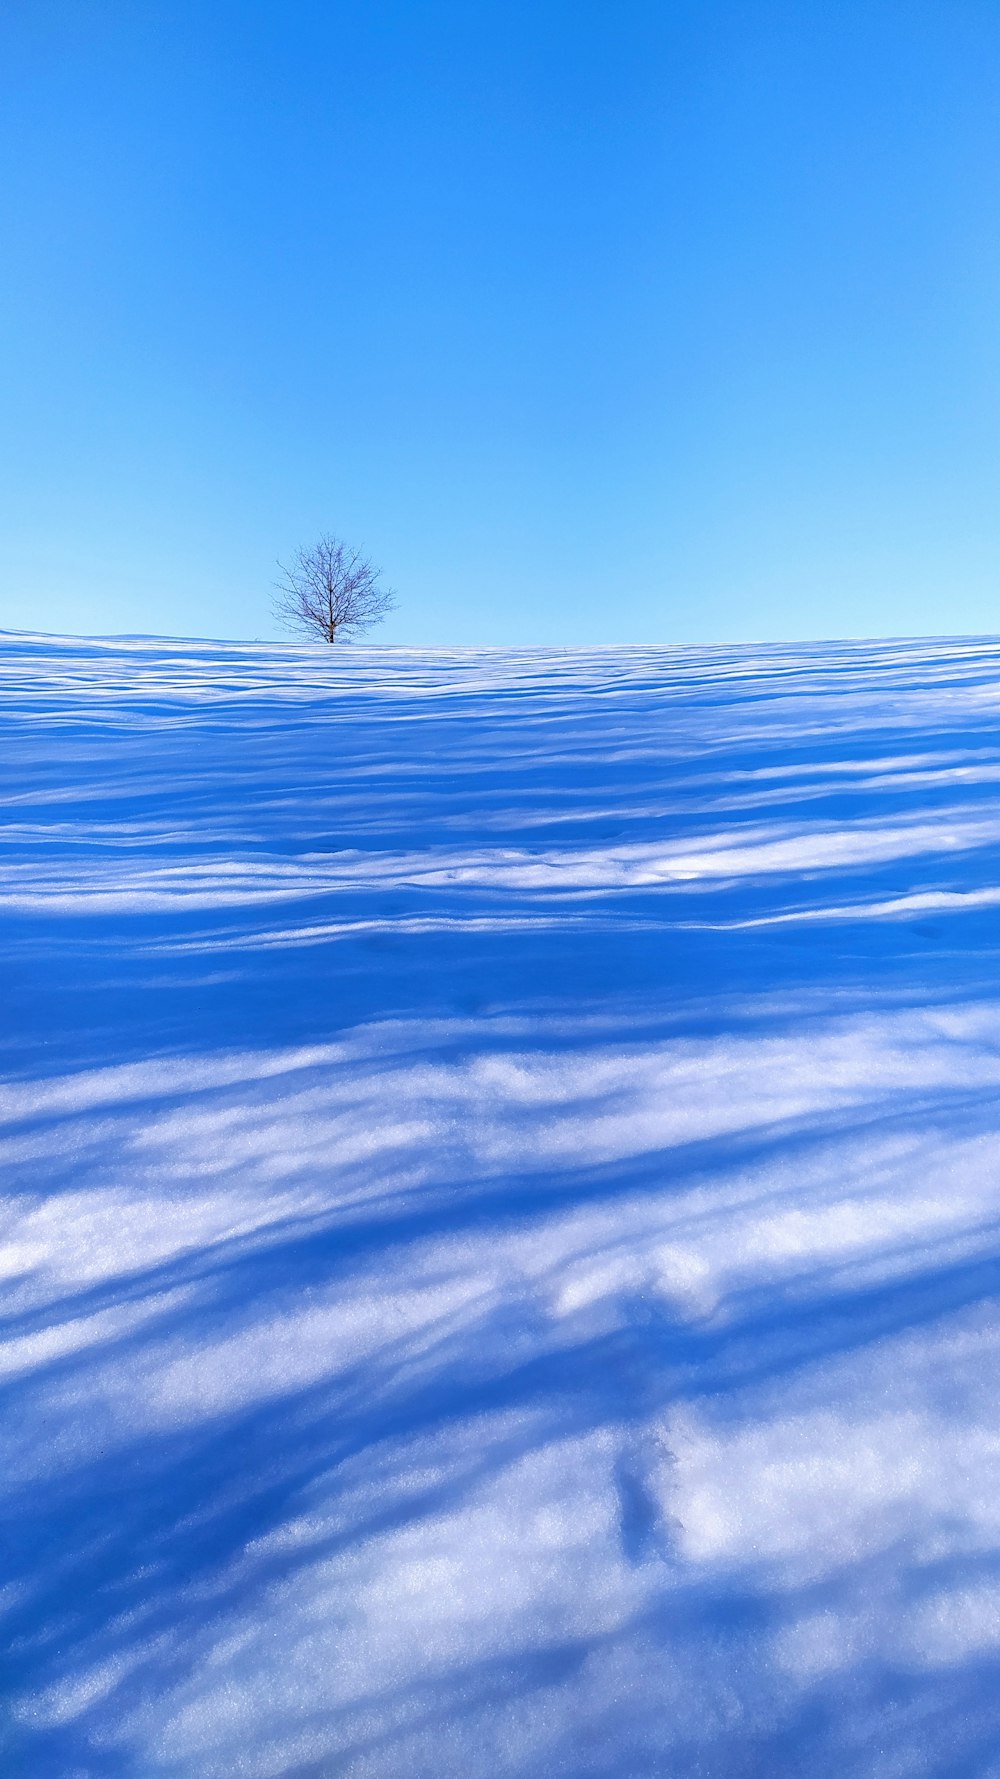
[6, 634, 1000, 1777]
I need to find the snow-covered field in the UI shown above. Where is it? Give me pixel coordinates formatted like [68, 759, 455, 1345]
[6, 631, 1000, 1778]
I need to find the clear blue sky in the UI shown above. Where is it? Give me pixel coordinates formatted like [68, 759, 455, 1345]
[3, 0, 1000, 645]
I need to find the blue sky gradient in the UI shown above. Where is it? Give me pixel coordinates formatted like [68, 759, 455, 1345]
[3, 0, 1000, 644]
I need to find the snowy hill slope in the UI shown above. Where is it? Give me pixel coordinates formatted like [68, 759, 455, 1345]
[5, 632, 1000, 1776]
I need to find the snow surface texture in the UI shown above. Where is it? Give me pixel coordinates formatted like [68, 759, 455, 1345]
[5, 632, 1000, 1778]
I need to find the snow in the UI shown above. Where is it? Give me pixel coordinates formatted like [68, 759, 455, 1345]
[5, 630, 1000, 1776]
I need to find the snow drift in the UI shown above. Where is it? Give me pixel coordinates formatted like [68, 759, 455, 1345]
[5, 632, 1000, 1777]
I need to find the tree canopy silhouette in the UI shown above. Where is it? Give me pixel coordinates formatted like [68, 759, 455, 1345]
[273, 535, 395, 642]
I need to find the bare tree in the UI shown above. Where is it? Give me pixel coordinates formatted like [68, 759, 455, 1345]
[273, 534, 395, 642]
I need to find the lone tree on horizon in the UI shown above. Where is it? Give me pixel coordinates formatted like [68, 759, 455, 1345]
[273, 534, 395, 642]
